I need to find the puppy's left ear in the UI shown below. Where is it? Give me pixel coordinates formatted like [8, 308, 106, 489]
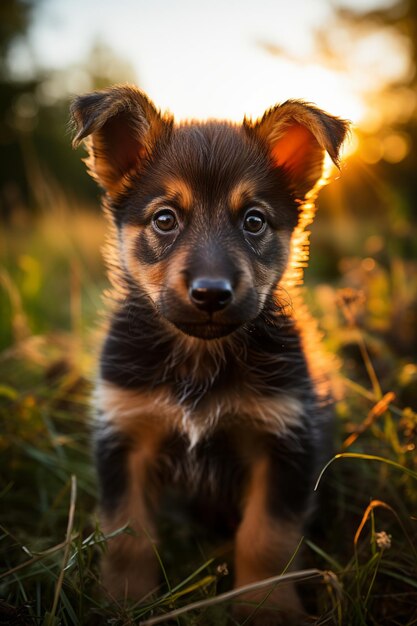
[245, 101, 349, 199]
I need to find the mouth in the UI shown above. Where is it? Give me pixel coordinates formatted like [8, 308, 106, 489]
[173, 321, 241, 339]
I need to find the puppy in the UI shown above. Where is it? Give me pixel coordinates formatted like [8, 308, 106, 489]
[71, 86, 348, 624]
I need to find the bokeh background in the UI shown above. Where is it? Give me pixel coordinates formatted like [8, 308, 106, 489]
[1, 1, 417, 624]
[1, 0, 417, 359]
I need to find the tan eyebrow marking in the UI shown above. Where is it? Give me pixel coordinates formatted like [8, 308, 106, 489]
[164, 178, 194, 210]
[229, 180, 256, 212]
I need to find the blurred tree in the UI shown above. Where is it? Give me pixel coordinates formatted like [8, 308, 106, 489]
[0, 3, 137, 221]
[262, 0, 417, 357]
[27, 40, 137, 210]
[0, 0, 34, 72]
[315, 0, 417, 358]
[275, 0, 417, 251]
[0, 0, 38, 219]
[330, 0, 417, 223]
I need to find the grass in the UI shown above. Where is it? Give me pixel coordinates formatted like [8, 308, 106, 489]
[1, 203, 417, 625]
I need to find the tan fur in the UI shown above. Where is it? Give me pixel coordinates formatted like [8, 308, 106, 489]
[164, 177, 194, 210]
[120, 228, 192, 304]
[101, 444, 162, 600]
[94, 381, 181, 439]
[95, 386, 171, 599]
[120, 223, 167, 301]
[228, 179, 256, 212]
[121, 220, 273, 321]
[163, 247, 193, 299]
[234, 455, 305, 624]
[95, 379, 304, 449]
[185, 390, 305, 448]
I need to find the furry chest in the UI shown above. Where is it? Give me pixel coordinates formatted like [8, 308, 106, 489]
[94, 378, 305, 447]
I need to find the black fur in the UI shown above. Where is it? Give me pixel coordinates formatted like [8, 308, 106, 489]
[94, 429, 131, 513]
[71, 86, 349, 621]
[98, 295, 323, 521]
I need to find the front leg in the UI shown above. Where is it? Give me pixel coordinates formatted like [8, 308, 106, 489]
[233, 432, 316, 625]
[95, 426, 161, 600]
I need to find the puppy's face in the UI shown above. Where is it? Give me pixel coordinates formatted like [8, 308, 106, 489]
[119, 123, 298, 339]
[72, 87, 348, 339]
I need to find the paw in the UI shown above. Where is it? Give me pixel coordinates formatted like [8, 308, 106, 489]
[101, 555, 159, 601]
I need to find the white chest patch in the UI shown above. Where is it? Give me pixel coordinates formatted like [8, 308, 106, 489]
[94, 380, 305, 447]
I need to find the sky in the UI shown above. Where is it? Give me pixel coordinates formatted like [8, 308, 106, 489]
[15, 0, 404, 124]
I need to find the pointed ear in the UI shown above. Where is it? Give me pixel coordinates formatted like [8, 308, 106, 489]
[71, 85, 173, 197]
[245, 100, 349, 199]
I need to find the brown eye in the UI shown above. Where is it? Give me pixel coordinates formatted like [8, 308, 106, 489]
[243, 209, 266, 234]
[153, 209, 178, 233]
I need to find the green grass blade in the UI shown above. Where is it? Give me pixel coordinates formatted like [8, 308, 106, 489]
[315, 453, 417, 491]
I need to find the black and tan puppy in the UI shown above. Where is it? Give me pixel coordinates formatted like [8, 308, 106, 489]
[71, 86, 348, 624]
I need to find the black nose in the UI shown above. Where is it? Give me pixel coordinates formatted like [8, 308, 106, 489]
[189, 278, 233, 313]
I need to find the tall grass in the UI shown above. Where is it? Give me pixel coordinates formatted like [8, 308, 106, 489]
[1, 203, 417, 625]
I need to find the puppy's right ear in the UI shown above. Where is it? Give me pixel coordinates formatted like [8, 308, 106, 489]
[71, 85, 172, 197]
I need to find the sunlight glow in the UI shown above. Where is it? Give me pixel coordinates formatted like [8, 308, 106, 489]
[145, 59, 367, 127]
[24, 0, 412, 165]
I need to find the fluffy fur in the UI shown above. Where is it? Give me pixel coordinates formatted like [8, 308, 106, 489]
[71, 85, 349, 625]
